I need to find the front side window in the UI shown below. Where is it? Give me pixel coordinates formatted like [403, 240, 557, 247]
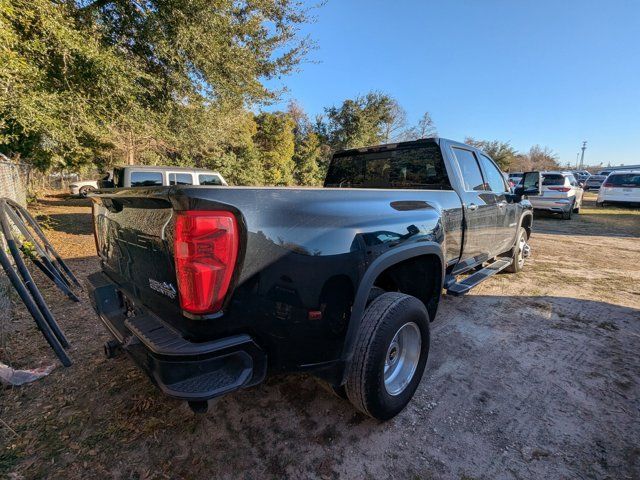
[130, 171, 163, 187]
[452, 147, 485, 191]
[169, 173, 193, 185]
[199, 174, 222, 186]
[479, 155, 508, 193]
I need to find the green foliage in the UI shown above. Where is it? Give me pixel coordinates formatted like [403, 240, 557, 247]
[320, 92, 400, 151]
[0, 0, 311, 172]
[465, 138, 517, 170]
[254, 112, 296, 186]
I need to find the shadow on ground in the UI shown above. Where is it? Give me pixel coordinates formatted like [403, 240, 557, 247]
[1, 290, 638, 479]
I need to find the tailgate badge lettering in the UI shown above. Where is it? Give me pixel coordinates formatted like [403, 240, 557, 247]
[149, 278, 177, 299]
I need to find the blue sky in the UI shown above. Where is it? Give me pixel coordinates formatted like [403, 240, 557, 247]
[268, 0, 640, 167]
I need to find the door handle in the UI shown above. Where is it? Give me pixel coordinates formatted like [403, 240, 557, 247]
[468, 203, 478, 211]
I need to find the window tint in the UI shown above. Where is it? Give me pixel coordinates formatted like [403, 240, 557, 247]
[199, 174, 222, 186]
[479, 155, 508, 193]
[325, 144, 451, 190]
[542, 174, 565, 186]
[169, 173, 193, 185]
[606, 173, 640, 187]
[452, 148, 485, 191]
[130, 171, 163, 187]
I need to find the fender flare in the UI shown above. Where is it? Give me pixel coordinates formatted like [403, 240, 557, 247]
[518, 211, 534, 239]
[340, 241, 444, 381]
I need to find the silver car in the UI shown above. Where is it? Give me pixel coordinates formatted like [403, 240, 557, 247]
[529, 171, 584, 220]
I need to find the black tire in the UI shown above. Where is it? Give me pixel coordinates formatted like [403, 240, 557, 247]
[79, 185, 96, 197]
[562, 203, 573, 220]
[345, 292, 430, 421]
[504, 227, 528, 273]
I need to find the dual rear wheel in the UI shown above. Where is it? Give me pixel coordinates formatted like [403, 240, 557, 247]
[343, 292, 430, 421]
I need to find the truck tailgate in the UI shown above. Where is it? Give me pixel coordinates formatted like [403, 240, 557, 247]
[92, 189, 182, 319]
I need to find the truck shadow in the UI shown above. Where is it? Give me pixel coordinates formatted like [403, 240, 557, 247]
[35, 212, 94, 235]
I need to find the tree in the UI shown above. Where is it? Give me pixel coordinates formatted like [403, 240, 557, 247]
[405, 112, 437, 140]
[288, 101, 322, 185]
[0, 0, 312, 169]
[253, 112, 296, 186]
[321, 92, 400, 151]
[465, 138, 517, 170]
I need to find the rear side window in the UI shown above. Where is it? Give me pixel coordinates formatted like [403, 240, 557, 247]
[478, 155, 508, 193]
[325, 144, 451, 190]
[169, 173, 193, 185]
[542, 174, 566, 186]
[606, 174, 640, 187]
[452, 147, 485, 191]
[130, 171, 163, 187]
[199, 174, 222, 186]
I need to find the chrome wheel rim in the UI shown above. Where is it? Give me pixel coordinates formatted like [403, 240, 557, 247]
[517, 235, 527, 268]
[384, 322, 421, 396]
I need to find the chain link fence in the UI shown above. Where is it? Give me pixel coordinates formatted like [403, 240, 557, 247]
[0, 155, 32, 332]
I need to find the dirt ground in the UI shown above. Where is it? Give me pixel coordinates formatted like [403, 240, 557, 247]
[1, 192, 639, 479]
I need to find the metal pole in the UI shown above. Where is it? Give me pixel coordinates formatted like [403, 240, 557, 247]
[579, 141, 587, 170]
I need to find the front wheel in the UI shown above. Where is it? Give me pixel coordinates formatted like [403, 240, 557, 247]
[345, 292, 430, 421]
[504, 227, 529, 273]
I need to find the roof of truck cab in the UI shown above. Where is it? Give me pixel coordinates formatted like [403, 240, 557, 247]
[333, 137, 441, 156]
[114, 165, 221, 173]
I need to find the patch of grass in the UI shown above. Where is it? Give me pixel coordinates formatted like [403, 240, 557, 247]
[0, 449, 20, 476]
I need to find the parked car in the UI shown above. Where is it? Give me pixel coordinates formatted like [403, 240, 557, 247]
[69, 180, 99, 197]
[571, 170, 591, 183]
[597, 170, 640, 206]
[98, 165, 228, 189]
[528, 171, 583, 219]
[584, 170, 612, 191]
[87, 138, 541, 420]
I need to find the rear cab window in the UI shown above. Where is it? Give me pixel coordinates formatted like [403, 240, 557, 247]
[325, 142, 451, 190]
[130, 171, 163, 187]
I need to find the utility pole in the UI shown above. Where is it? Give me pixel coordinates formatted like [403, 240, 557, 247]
[579, 141, 587, 170]
[575, 153, 580, 169]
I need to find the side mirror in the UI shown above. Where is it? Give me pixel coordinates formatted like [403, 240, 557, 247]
[513, 171, 541, 200]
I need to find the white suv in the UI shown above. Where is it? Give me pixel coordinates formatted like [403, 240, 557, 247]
[597, 171, 640, 207]
[528, 171, 584, 220]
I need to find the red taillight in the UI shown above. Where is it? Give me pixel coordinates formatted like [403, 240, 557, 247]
[174, 211, 239, 315]
[548, 186, 571, 192]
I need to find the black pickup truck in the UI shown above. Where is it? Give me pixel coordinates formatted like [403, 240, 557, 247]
[88, 138, 541, 420]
